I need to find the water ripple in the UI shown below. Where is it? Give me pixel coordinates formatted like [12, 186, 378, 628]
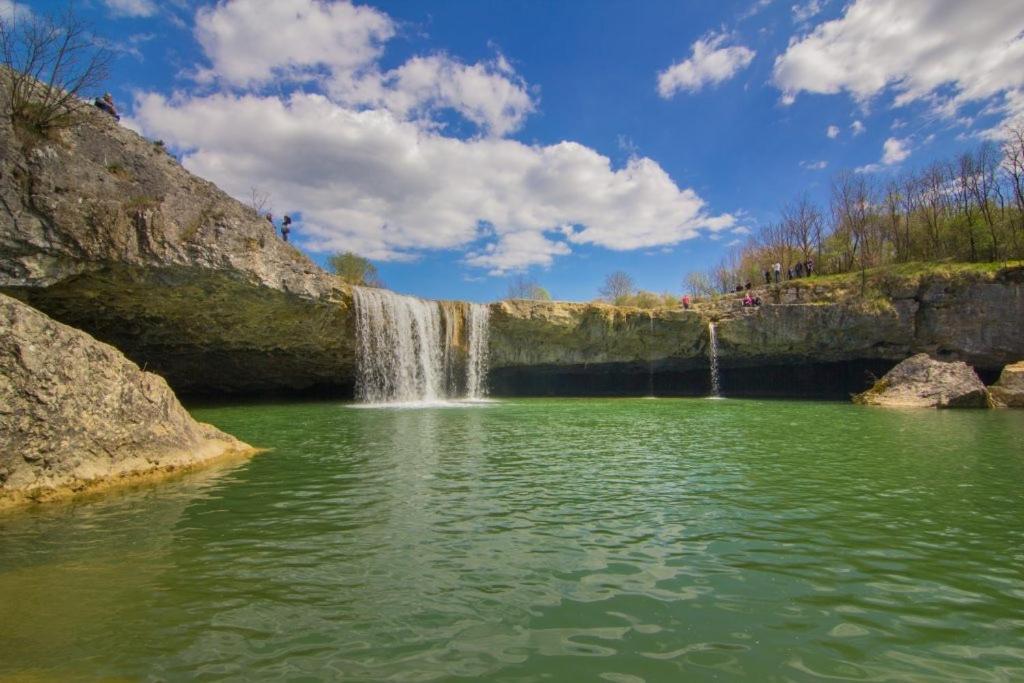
[1, 398, 1023, 681]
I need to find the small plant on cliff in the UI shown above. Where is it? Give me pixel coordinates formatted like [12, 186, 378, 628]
[330, 251, 384, 287]
[0, 5, 112, 134]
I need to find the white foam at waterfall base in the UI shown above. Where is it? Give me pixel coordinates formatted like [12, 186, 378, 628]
[351, 287, 493, 407]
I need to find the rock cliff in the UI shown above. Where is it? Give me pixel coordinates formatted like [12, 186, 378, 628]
[0, 294, 253, 508]
[0, 102, 356, 395]
[1, 98, 1022, 398]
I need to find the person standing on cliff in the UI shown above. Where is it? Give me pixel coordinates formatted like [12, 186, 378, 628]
[281, 215, 292, 242]
[94, 93, 120, 121]
[773, 262, 781, 283]
[764, 269, 771, 285]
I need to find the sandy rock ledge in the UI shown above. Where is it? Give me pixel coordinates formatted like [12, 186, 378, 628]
[989, 361, 1024, 407]
[853, 353, 991, 408]
[0, 293, 256, 509]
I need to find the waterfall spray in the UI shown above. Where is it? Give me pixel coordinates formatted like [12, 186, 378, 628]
[708, 322, 721, 398]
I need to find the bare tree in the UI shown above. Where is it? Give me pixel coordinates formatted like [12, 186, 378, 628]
[248, 186, 272, 215]
[781, 195, 823, 263]
[952, 154, 978, 261]
[920, 162, 949, 258]
[599, 271, 635, 302]
[506, 275, 550, 300]
[1, 5, 113, 132]
[830, 172, 875, 290]
[1002, 126, 1024, 254]
[684, 271, 715, 297]
[970, 141, 1002, 260]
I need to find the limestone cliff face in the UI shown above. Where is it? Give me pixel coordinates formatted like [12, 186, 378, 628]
[0, 100, 357, 394]
[489, 300, 706, 369]
[712, 269, 1023, 371]
[0, 294, 253, 508]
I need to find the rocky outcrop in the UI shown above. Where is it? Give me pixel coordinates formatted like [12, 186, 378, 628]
[853, 353, 990, 408]
[1, 98, 357, 395]
[989, 361, 1024, 407]
[0, 294, 253, 508]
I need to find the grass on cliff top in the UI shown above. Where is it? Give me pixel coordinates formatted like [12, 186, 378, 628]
[708, 260, 1021, 303]
[802, 260, 1021, 286]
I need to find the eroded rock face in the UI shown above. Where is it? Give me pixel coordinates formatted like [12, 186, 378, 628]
[990, 361, 1024, 407]
[1, 99, 357, 395]
[0, 294, 253, 507]
[489, 300, 706, 369]
[853, 353, 990, 408]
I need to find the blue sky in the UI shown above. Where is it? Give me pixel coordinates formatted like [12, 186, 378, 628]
[20, 0, 1024, 301]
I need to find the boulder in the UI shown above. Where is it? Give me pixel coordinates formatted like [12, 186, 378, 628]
[853, 353, 990, 408]
[0, 294, 253, 508]
[989, 361, 1024, 407]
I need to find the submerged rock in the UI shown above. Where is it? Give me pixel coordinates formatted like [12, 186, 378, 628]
[989, 361, 1024, 407]
[853, 353, 990, 408]
[0, 294, 254, 508]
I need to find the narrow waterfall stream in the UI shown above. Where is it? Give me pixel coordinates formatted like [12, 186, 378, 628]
[708, 322, 722, 398]
[465, 304, 490, 399]
[646, 314, 655, 398]
[352, 287, 490, 403]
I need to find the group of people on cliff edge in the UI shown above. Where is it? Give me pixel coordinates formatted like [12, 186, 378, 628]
[765, 258, 814, 284]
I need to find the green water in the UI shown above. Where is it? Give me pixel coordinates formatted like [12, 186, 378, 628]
[2, 398, 1024, 681]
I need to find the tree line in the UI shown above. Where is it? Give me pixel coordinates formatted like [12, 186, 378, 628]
[687, 130, 1024, 296]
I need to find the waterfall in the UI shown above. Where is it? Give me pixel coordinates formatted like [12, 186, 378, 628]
[352, 287, 491, 403]
[708, 322, 722, 398]
[466, 304, 490, 400]
[646, 314, 655, 398]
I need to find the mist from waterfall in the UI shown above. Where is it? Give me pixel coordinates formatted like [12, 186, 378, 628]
[352, 287, 491, 404]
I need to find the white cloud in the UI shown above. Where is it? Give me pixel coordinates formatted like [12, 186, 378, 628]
[856, 136, 911, 172]
[773, 0, 1024, 130]
[103, 0, 157, 17]
[657, 32, 756, 98]
[791, 0, 823, 24]
[191, 0, 532, 137]
[466, 231, 571, 272]
[0, 0, 29, 19]
[851, 119, 865, 135]
[826, 124, 839, 139]
[800, 160, 828, 170]
[881, 137, 910, 164]
[346, 54, 535, 137]
[193, 0, 393, 87]
[739, 0, 773, 21]
[133, 92, 732, 273]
